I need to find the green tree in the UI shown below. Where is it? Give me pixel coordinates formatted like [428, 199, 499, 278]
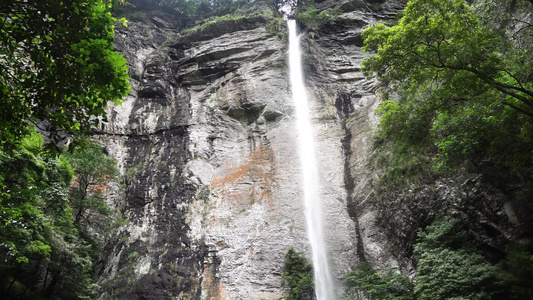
[282, 247, 315, 300]
[0, 0, 130, 151]
[363, 0, 533, 116]
[65, 143, 117, 226]
[0, 132, 52, 268]
[362, 0, 533, 188]
[413, 219, 501, 299]
[0, 130, 100, 299]
[343, 262, 413, 300]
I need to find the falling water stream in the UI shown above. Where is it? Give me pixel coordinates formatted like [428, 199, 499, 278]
[287, 19, 336, 300]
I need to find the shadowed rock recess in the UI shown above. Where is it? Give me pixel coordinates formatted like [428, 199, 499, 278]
[93, 0, 468, 299]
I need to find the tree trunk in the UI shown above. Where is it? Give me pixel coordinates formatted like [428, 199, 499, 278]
[45, 269, 60, 299]
[42, 268, 49, 294]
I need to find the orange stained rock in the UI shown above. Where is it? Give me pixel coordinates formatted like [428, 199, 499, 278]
[210, 145, 277, 208]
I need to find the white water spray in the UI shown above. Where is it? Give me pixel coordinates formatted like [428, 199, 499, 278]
[287, 19, 336, 300]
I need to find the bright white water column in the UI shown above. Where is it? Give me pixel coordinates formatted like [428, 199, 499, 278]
[287, 19, 336, 300]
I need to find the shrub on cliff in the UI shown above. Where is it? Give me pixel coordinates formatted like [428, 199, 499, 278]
[413, 218, 501, 299]
[0, 132, 112, 299]
[343, 262, 413, 300]
[282, 247, 315, 300]
[65, 143, 117, 225]
[160, 0, 267, 19]
[295, 5, 341, 33]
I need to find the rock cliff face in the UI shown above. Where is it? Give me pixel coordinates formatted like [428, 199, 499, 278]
[95, 1, 408, 299]
[308, 0, 409, 273]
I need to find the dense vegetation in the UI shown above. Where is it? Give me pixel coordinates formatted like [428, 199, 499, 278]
[343, 262, 413, 300]
[159, 0, 263, 18]
[124, 0, 283, 38]
[0, 0, 129, 151]
[282, 248, 315, 300]
[0, 132, 119, 299]
[360, 0, 533, 298]
[413, 219, 501, 299]
[344, 218, 533, 299]
[295, 5, 341, 33]
[0, 0, 127, 299]
[363, 0, 533, 191]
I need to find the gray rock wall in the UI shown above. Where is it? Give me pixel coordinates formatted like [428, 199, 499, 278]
[96, 12, 205, 299]
[310, 0, 409, 272]
[96, 1, 408, 299]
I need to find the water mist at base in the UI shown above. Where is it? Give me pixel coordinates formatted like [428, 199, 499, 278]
[287, 19, 336, 300]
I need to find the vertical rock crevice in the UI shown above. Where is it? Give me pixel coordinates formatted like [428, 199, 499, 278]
[335, 92, 366, 263]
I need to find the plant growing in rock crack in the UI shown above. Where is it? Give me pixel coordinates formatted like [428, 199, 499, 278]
[370, 2, 385, 11]
[266, 16, 287, 40]
[181, 13, 251, 35]
[281, 247, 314, 300]
[295, 5, 341, 34]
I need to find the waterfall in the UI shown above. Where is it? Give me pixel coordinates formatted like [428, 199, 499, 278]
[287, 19, 336, 300]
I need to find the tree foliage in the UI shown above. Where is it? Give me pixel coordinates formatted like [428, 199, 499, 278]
[414, 218, 501, 299]
[65, 144, 117, 225]
[282, 247, 315, 300]
[363, 2, 533, 299]
[0, 131, 118, 299]
[498, 244, 533, 299]
[343, 262, 413, 300]
[0, 0, 130, 151]
[363, 0, 533, 116]
[363, 0, 533, 189]
[295, 5, 341, 32]
[413, 218, 533, 299]
[159, 0, 260, 18]
[0, 1, 126, 297]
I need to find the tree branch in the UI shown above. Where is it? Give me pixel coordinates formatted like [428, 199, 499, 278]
[502, 101, 533, 117]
